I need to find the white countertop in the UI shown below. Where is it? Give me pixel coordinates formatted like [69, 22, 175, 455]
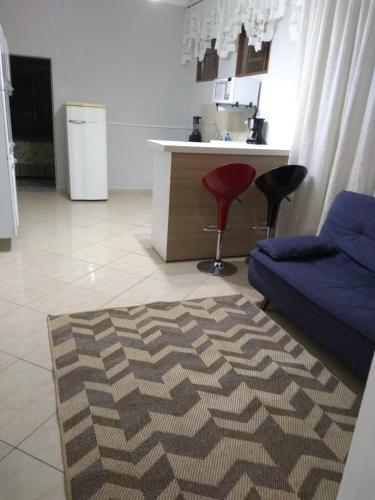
[148, 140, 289, 156]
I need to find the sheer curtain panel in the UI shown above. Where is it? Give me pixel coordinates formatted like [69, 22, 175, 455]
[181, 0, 300, 64]
[278, 0, 375, 235]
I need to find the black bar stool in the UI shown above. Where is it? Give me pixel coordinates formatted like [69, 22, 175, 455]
[253, 164, 307, 238]
[197, 163, 256, 276]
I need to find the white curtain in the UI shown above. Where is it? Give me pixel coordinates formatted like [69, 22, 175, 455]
[181, 0, 292, 64]
[278, 0, 375, 235]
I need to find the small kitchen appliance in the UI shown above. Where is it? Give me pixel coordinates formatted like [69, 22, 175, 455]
[213, 77, 260, 106]
[247, 117, 265, 144]
[189, 116, 202, 142]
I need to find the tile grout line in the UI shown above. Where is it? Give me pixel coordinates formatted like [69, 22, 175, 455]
[0, 353, 19, 372]
[0, 229, 154, 293]
[0, 264, 107, 310]
[0, 444, 15, 463]
[13, 218, 150, 255]
[96, 260, 212, 308]
[1, 267, 152, 317]
[0, 250, 157, 313]
[0, 437, 16, 447]
[4, 245, 105, 266]
[0, 349, 52, 373]
[12, 262, 113, 315]
[0, 259, 245, 318]
[15, 412, 58, 450]
[182, 275, 211, 300]
[0, 413, 62, 471]
[100, 275, 152, 307]
[15, 214, 145, 241]
[10, 447, 64, 473]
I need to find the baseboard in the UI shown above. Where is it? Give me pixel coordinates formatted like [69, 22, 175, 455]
[56, 186, 152, 196]
[108, 188, 152, 194]
[56, 186, 68, 195]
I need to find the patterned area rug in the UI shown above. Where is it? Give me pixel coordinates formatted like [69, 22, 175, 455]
[48, 295, 360, 500]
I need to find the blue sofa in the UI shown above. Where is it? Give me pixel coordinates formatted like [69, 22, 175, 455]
[249, 191, 375, 377]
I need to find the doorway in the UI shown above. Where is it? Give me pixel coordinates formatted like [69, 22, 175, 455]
[9, 55, 56, 191]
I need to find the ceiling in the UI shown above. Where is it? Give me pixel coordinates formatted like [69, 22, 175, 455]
[152, 0, 187, 6]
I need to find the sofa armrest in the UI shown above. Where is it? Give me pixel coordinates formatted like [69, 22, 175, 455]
[256, 235, 338, 260]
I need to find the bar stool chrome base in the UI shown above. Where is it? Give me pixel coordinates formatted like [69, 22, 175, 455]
[197, 259, 237, 277]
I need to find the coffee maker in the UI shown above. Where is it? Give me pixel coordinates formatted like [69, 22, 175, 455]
[189, 116, 202, 142]
[247, 117, 265, 145]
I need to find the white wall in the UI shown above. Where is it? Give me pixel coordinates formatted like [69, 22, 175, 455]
[0, 1, 298, 190]
[0, 0, 190, 190]
[186, 11, 298, 147]
[337, 355, 375, 500]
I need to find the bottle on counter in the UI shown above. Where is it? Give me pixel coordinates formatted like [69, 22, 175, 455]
[224, 132, 232, 141]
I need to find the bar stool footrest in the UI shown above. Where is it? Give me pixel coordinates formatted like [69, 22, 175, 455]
[203, 225, 232, 232]
[203, 225, 219, 232]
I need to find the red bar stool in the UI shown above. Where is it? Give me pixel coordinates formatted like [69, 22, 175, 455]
[197, 163, 256, 276]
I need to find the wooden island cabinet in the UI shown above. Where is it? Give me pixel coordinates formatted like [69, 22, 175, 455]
[148, 140, 289, 262]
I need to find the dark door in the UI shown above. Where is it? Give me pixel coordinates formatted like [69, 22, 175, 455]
[9, 55, 55, 183]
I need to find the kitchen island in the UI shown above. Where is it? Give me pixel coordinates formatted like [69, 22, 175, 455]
[148, 140, 289, 262]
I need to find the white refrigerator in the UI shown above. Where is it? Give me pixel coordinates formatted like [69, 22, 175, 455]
[0, 25, 18, 246]
[66, 102, 108, 200]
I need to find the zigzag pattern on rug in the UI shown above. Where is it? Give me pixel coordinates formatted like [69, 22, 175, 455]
[48, 295, 360, 500]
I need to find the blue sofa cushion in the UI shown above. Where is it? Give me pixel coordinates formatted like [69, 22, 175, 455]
[320, 191, 375, 273]
[249, 256, 374, 376]
[257, 235, 337, 260]
[250, 248, 375, 344]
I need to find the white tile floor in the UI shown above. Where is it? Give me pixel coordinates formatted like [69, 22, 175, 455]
[0, 189, 263, 499]
[0, 189, 363, 499]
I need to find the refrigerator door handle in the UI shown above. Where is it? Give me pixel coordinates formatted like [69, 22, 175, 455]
[69, 119, 87, 124]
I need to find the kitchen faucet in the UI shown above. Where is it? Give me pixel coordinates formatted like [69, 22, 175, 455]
[210, 121, 222, 141]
